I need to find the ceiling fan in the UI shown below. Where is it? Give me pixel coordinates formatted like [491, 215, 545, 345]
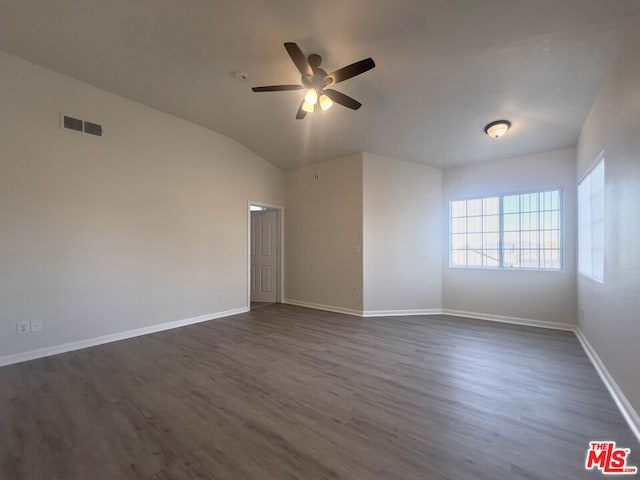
[252, 42, 375, 119]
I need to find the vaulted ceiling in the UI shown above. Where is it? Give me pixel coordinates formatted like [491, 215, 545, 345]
[1, 0, 639, 170]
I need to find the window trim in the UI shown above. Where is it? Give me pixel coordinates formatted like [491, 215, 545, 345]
[578, 152, 605, 284]
[448, 187, 565, 271]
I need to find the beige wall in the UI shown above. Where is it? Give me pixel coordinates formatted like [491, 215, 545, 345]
[442, 148, 578, 326]
[362, 153, 442, 313]
[284, 153, 363, 312]
[577, 25, 640, 416]
[0, 51, 284, 358]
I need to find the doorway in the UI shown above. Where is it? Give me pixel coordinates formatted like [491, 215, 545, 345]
[248, 203, 284, 310]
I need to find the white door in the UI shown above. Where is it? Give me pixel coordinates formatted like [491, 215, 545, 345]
[251, 209, 278, 303]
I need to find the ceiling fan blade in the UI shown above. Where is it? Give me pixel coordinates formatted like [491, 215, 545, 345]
[295, 99, 308, 119]
[327, 58, 375, 85]
[284, 42, 313, 77]
[323, 89, 362, 110]
[252, 85, 305, 92]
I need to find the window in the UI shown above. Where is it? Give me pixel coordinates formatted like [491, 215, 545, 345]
[450, 190, 562, 270]
[578, 157, 604, 282]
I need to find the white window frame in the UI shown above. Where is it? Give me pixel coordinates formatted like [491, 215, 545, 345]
[449, 188, 564, 271]
[578, 154, 605, 283]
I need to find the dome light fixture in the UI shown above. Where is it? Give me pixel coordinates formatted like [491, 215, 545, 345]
[485, 120, 511, 138]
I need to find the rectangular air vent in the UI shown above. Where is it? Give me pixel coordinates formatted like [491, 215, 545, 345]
[63, 115, 83, 132]
[83, 121, 103, 137]
[61, 114, 103, 137]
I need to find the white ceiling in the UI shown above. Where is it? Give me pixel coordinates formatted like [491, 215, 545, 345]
[1, 0, 639, 170]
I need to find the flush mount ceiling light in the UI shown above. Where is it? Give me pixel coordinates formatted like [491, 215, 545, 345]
[485, 120, 511, 138]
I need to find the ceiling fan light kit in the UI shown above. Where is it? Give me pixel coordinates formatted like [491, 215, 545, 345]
[319, 94, 333, 111]
[252, 42, 375, 119]
[485, 120, 511, 138]
[304, 88, 318, 105]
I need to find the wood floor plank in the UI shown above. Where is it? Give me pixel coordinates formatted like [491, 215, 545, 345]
[1, 304, 638, 479]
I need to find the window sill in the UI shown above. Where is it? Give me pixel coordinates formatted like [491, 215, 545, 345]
[448, 265, 566, 272]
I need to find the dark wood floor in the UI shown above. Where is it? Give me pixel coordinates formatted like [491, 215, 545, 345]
[1, 305, 638, 479]
[250, 301, 274, 310]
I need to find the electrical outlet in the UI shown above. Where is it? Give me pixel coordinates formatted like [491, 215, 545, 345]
[354, 245, 361, 254]
[218, 294, 224, 303]
[30, 319, 43, 333]
[355, 291, 361, 299]
[16, 321, 30, 335]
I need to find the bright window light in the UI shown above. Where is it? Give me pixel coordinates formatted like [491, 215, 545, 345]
[578, 157, 605, 282]
[450, 189, 562, 270]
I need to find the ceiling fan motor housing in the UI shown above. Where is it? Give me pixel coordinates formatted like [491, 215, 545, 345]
[308, 54, 322, 67]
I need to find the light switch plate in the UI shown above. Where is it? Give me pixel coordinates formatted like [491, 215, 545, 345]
[30, 319, 43, 333]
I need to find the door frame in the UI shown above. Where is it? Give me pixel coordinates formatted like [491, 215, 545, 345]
[247, 201, 285, 306]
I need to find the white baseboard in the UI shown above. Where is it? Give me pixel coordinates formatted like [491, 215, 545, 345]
[283, 299, 363, 317]
[0, 306, 249, 367]
[574, 328, 640, 444]
[442, 308, 576, 331]
[362, 309, 443, 317]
